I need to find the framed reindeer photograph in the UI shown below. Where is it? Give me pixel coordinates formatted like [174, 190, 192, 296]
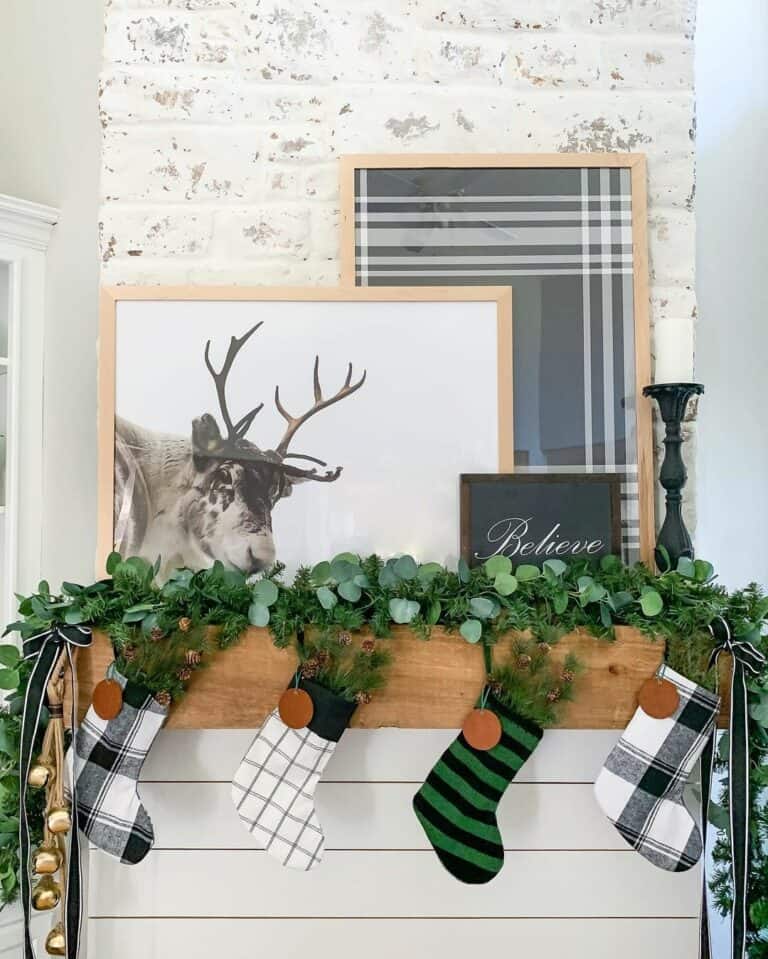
[98, 286, 513, 578]
[339, 154, 653, 565]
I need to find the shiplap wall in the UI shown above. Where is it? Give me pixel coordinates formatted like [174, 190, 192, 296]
[94, 1, 700, 955]
[85, 729, 700, 957]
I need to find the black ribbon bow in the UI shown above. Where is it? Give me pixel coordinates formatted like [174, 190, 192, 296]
[19, 625, 91, 959]
[700, 617, 766, 959]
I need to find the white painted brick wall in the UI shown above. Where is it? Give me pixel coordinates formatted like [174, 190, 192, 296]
[99, 0, 699, 515]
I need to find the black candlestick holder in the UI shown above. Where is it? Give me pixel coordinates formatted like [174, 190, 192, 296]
[642, 382, 704, 571]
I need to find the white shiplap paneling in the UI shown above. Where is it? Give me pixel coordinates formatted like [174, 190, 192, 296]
[88, 727, 701, 959]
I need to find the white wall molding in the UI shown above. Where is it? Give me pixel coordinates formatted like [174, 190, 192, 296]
[0, 194, 58, 252]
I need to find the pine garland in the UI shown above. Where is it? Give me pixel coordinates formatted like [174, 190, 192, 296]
[3, 549, 768, 932]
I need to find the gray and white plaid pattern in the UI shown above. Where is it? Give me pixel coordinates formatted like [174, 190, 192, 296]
[74, 671, 167, 865]
[594, 664, 720, 872]
[231, 709, 338, 870]
[354, 166, 640, 561]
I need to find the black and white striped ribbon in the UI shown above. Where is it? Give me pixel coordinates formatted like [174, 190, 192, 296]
[701, 617, 766, 959]
[20, 625, 91, 959]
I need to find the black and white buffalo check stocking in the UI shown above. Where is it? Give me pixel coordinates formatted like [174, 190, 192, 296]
[231, 679, 356, 870]
[74, 670, 167, 864]
[594, 663, 720, 871]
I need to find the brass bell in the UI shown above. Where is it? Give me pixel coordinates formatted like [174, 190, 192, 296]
[46, 805, 72, 835]
[32, 876, 61, 911]
[45, 922, 66, 956]
[32, 844, 62, 875]
[28, 761, 54, 789]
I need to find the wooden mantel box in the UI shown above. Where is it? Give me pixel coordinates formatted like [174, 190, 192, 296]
[72, 627, 729, 730]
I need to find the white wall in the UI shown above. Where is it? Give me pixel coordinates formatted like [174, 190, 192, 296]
[0, 0, 105, 587]
[695, 0, 768, 588]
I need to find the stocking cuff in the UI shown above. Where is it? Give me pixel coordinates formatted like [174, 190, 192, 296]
[657, 663, 720, 730]
[297, 678, 356, 742]
[487, 693, 544, 743]
[112, 667, 169, 718]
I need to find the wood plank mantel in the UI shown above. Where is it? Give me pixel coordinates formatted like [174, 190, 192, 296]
[69, 626, 729, 730]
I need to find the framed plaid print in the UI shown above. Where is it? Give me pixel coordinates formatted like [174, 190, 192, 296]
[340, 154, 653, 564]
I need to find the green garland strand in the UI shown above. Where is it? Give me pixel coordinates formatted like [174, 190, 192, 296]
[2, 549, 768, 938]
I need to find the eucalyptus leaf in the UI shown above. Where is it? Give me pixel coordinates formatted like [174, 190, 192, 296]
[484, 555, 512, 578]
[331, 551, 359, 566]
[0, 645, 20, 669]
[389, 598, 420, 624]
[426, 599, 442, 625]
[515, 564, 540, 582]
[493, 572, 518, 596]
[64, 607, 86, 625]
[750, 697, 768, 727]
[353, 573, 371, 589]
[247, 602, 270, 628]
[553, 590, 569, 615]
[543, 558, 567, 578]
[694, 559, 715, 583]
[600, 602, 613, 628]
[639, 588, 664, 617]
[676, 556, 696, 579]
[330, 559, 360, 583]
[316, 587, 338, 611]
[252, 579, 279, 607]
[599, 554, 623, 573]
[394, 555, 418, 581]
[417, 562, 443, 583]
[378, 565, 399, 589]
[460, 619, 482, 643]
[310, 561, 331, 585]
[106, 551, 122, 575]
[457, 558, 471, 584]
[0, 670, 20, 691]
[338, 580, 362, 603]
[469, 596, 496, 619]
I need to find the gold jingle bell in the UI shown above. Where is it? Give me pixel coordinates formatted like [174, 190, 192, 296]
[45, 923, 66, 956]
[32, 876, 61, 911]
[46, 805, 72, 835]
[28, 761, 54, 789]
[32, 844, 63, 875]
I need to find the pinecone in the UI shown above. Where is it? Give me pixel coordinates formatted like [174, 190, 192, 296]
[561, 669, 575, 684]
[355, 690, 372, 705]
[149, 626, 165, 642]
[301, 658, 320, 679]
[154, 690, 172, 708]
[178, 617, 192, 633]
[546, 687, 561, 703]
[185, 649, 202, 667]
[488, 680, 504, 697]
[178, 666, 193, 682]
[537, 642, 551, 655]
[361, 638, 376, 654]
[315, 650, 330, 667]
[517, 654, 532, 669]
[337, 631, 352, 647]
[122, 645, 137, 663]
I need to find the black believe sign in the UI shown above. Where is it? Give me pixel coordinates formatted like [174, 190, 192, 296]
[460, 474, 622, 566]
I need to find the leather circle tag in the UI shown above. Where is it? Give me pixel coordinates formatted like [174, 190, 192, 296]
[278, 688, 314, 729]
[638, 677, 679, 719]
[462, 708, 502, 751]
[92, 680, 123, 721]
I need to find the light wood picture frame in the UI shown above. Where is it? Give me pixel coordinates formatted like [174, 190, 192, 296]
[339, 154, 653, 565]
[98, 286, 513, 578]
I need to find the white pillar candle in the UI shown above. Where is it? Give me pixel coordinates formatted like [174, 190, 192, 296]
[653, 319, 694, 383]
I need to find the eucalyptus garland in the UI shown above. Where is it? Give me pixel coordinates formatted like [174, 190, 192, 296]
[2, 549, 768, 928]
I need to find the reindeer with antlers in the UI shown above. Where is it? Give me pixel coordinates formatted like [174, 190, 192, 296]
[114, 323, 366, 577]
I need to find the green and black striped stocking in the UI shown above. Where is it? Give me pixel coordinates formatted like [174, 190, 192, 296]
[412, 696, 543, 884]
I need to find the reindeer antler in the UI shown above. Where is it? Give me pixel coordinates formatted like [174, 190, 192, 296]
[204, 323, 264, 442]
[274, 356, 367, 462]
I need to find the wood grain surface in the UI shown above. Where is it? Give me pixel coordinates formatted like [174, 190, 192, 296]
[69, 626, 730, 730]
